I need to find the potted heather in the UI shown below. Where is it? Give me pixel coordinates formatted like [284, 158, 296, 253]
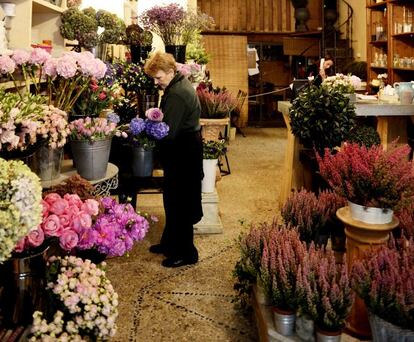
[297, 246, 354, 341]
[351, 238, 414, 341]
[202, 139, 226, 193]
[317, 142, 414, 224]
[259, 225, 306, 336]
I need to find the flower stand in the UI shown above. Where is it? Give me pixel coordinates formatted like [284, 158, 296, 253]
[336, 206, 399, 339]
[193, 190, 223, 234]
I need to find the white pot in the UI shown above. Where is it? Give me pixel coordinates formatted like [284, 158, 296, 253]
[0, 3, 16, 17]
[348, 201, 393, 224]
[202, 158, 217, 193]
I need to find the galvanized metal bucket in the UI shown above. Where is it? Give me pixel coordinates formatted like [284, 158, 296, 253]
[71, 137, 112, 181]
[131, 146, 153, 177]
[28, 144, 63, 181]
[272, 307, 296, 336]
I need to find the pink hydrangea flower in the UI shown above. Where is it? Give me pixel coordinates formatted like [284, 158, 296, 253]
[11, 49, 30, 65]
[56, 55, 78, 79]
[43, 58, 58, 78]
[0, 55, 16, 74]
[30, 47, 51, 65]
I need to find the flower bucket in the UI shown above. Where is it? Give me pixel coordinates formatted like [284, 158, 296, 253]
[130, 45, 152, 64]
[132, 146, 153, 177]
[28, 145, 63, 181]
[200, 118, 230, 141]
[1, 246, 49, 327]
[295, 314, 315, 342]
[315, 326, 342, 342]
[71, 137, 112, 181]
[369, 312, 414, 342]
[348, 201, 393, 224]
[202, 158, 218, 193]
[165, 45, 186, 63]
[271, 307, 296, 336]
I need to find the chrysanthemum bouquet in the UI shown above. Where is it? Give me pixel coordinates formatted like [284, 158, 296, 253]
[322, 73, 362, 94]
[126, 108, 169, 150]
[29, 255, 118, 341]
[0, 158, 42, 263]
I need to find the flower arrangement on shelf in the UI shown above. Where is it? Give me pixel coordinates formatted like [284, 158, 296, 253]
[322, 73, 362, 94]
[176, 62, 205, 84]
[316, 142, 414, 210]
[139, 4, 213, 46]
[351, 237, 414, 330]
[124, 108, 169, 150]
[197, 87, 237, 119]
[297, 245, 354, 332]
[0, 158, 42, 263]
[202, 139, 226, 159]
[29, 255, 118, 341]
[69, 116, 123, 142]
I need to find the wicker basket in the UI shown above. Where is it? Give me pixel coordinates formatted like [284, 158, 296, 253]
[200, 118, 230, 141]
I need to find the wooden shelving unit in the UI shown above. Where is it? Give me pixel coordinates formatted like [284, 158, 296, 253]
[366, 0, 414, 84]
[7, 0, 67, 56]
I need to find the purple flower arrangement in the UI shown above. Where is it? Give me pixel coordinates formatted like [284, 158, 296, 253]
[126, 108, 169, 150]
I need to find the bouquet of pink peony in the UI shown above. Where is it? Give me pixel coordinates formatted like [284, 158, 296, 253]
[30, 255, 118, 341]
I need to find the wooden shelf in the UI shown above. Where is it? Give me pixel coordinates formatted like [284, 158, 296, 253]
[393, 67, 414, 71]
[367, 2, 387, 10]
[392, 32, 414, 38]
[370, 65, 389, 69]
[369, 40, 388, 44]
[32, 0, 64, 14]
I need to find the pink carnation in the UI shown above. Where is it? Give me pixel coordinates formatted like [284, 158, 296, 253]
[0, 55, 16, 74]
[27, 227, 45, 248]
[145, 108, 164, 122]
[30, 47, 51, 65]
[11, 49, 30, 65]
[56, 55, 78, 79]
[42, 214, 63, 237]
[59, 229, 79, 251]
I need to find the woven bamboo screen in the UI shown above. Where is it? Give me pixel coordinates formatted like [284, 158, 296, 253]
[203, 35, 248, 127]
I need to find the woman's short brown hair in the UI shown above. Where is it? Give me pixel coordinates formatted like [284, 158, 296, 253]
[144, 52, 177, 77]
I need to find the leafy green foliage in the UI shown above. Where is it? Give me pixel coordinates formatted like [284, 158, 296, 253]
[347, 125, 381, 147]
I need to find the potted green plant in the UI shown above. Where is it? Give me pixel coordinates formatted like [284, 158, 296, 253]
[202, 139, 226, 193]
[351, 238, 414, 341]
[347, 124, 381, 147]
[297, 246, 354, 341]
[316, 142, 414, 224]
[125, 23, 153, 63]
[259, 225, 306, 336]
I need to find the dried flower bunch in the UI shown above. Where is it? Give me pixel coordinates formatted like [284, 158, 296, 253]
[297, 245, 354, 331]
[43, 174, 96, 201]
[259, 226, 306, 311]
[124, 108, 169, 150]
[322, 73, 362, 94]
[0, 159, 42, 263]
[30, 256, 118, 341]
[197, 87, 237, 119]
[317, 142, 414, 209]
[351, 237, 414, 329]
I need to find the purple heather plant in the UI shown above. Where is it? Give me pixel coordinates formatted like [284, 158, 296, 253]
[296, 245, 354, 331]
[351, 237, 414, 329]
[259, 225, 306, 311]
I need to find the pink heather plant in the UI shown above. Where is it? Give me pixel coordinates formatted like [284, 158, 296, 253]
[395, 204, 414, 238]
[197, 87, 237, 119]
[30, 255, 118, 340]
[351, 237, 414, 329]
[296, 245, 354, 331]
[259, 225, 306, 311]
[317, 142, 414, 210]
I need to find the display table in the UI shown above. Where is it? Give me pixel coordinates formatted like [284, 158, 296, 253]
[277, 100, 414, 206]
[41, 160, 119, 197]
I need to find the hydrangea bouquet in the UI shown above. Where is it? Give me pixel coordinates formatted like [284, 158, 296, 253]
[322, 73, 362, 94]
[126, 108, 169, 150]
[30, 255, 118, 341]
[0, 158, 42, 263]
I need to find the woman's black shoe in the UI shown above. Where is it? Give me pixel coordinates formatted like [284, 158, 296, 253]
[161, 255, 198, 268]
[149, 244, 165, 254]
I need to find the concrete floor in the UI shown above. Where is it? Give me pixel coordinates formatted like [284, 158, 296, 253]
[106, 127, 286, 342]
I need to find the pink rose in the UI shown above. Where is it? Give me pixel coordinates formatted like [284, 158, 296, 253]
[59, 213, 72, 229]
[65, 204, 80, 219]
[98, 92, 107, 100]
[14, 238, 26, 253]
[81, 199, 99, 216]
[145, 108, 164, 122]
[59, 229, 79, 251]
[71, 211, 92, 232]
[43, 193, 62, 206]
[27, 227, 45, 248]
[42, 214, 63, 237]
[41, 200, 50, 217]
[63, 194, 83, 208]
[49, 198, 68, 215]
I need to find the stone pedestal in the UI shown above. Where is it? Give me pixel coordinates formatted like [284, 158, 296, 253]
[336, 206, 399, 339]
[194, 190, 223, 234]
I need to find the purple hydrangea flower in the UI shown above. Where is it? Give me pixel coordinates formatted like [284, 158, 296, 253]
[145, 120, 169, 140]
[130, 117, 146, 135]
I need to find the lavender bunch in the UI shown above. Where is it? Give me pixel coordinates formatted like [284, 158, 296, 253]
[351, 238, 414, 329]
[297, 246, 354, 331]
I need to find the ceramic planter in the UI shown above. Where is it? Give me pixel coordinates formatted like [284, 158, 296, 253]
[348, 201, 393, 224]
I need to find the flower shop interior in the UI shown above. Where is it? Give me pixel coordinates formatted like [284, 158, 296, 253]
[0, 0, 414, 341]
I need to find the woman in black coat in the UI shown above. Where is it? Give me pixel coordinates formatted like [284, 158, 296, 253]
[144, 52, 203, 268]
